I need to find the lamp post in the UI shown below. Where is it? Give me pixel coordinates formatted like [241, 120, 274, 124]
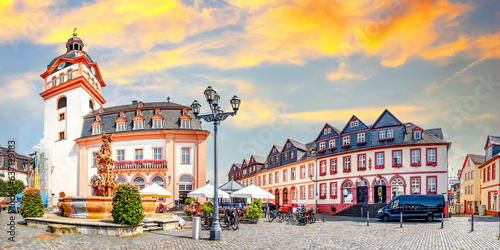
[191, 86, 241, 241]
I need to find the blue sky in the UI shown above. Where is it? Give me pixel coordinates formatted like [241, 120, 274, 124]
[0, 0, 499, 183]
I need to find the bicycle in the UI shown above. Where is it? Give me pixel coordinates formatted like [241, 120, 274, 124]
[304, 208, 316, 224]
[221, 208, 239, 230]
[295, 207, 307, 226]
[268, 209, 278, 222]
[276, 208, 285, 222]
[201, 210, 213, 229]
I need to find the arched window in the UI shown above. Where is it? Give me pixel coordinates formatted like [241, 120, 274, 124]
[57, 97, 67, 109]
[391, 178, 404, 198]
[152, 176, 164, 188]
[342, 181, 353, 204]
[68, 70, 73, 80]
[89, 100, 94, 110]
[291, 187, 296, 200]
[52, 77, 57, 87]
[117, 177, 126, 183]
[133, 176, 145, 190]
[179, 175, 193, 191]
[60, 74, 65, 84]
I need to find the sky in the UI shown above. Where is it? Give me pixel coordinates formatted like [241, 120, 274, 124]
[0, 0, 499, 184]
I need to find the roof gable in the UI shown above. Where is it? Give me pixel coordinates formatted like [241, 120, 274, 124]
[282, 139, 307, 152]
[315, 123, 340, 141]
[371, 109, 404, 129]
[267, 145, 283, 157]
[485, 135, 500, 149]
[340, 115, 369, 134]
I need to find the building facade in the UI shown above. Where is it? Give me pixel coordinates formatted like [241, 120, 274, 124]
[459, 136, 500, 216]
[458, 154, 484, 214]
[39, 33, 209, 206]
[0, 146, 31, 185]
[228, 110, 451, 213]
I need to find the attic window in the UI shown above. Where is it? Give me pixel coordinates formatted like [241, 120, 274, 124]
[52, 77, 57, 87]
[89, 100, 94, 110]
[355, 120, 359, 126]
[350, 122, 354, 127]
[414, 131, 421, 139]
[327, 128, 331, 134]
[138, 101, 144, 108]
[181, 120, 190, 129]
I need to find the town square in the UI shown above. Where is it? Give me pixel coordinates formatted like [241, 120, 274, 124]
[1, 0, 500, 249]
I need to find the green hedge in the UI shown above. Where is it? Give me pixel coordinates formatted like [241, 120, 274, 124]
[20, 187, 44, 218]
[111, 184, 145, 225]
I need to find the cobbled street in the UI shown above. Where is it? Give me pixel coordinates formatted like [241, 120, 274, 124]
[2, 213, 500, 249]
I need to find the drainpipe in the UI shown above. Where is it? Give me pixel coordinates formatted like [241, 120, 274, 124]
[315, 158, 318, 212]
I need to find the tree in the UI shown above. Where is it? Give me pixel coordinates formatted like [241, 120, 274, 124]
[0, 179, 25, 197]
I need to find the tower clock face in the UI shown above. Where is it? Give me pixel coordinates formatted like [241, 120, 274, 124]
[57, 62, 66, 70]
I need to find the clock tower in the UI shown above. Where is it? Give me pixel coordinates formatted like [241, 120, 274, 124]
[40, 31, 106, 201]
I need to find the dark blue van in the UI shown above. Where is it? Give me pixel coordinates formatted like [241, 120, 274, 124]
[377, 195, 445, 222]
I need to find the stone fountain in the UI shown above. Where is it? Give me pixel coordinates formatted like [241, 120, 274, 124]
[58, 132, 156, 219]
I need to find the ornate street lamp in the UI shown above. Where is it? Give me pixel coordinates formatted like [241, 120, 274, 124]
[191, 86, 241, 241]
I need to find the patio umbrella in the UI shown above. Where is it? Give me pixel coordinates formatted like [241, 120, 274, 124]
[219, 180, 245, 207]
[139, 183, 172, 198]
[231, 185, 275, 199]
[187, 184, 230, 198]
[219, 180, 245, 194]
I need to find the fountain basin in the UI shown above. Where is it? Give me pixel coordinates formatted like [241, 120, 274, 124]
[57, 196, 156, 219]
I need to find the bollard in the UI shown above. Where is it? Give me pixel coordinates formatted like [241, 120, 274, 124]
[441, 213, 443, 229]
[400, 212, 403, 228]
[367, 211, 370, 226]
[322, 213, 325, 222]
[361, 207, 363, 218]
[471, 214, 474, 232]
[192, 216, 201, 240]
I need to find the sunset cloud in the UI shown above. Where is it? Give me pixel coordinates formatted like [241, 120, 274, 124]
[328, 62, 371, 82]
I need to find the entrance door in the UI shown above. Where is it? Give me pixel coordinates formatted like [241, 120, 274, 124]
[275, 189, 281, 208]
[357, 186, 368, 203]
[283, 188, 289, 204]
[356, 180, 368, 204]
[374, 179, 387, 203]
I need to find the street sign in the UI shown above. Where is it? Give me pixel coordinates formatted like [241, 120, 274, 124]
[448, 196, 452, 201]
[448, 190, 452, 195]
[494, 190, 498, 196]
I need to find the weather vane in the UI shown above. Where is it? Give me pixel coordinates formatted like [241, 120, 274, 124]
[73, 27, 78, 36]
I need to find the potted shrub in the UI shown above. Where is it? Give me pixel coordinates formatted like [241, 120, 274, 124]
[20, 187, 44, 218]
[244, 199, 263, 223]
[330, 206, 336, 215]
[111, 183, 144, 225]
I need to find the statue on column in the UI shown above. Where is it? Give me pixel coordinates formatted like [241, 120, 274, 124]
[91, 132, 118, 196]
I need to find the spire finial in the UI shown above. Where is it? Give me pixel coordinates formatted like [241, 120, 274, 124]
[73, 27, 78, 37]
[167, 96, 170, 103]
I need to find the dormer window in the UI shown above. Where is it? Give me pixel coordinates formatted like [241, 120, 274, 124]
[287, 142, 291, 147]
[387, 129, 394, 138]
[153, 119, 162, 129]
[354, 120, 359, 126]
[138, 101, 144, 108]
[319, 142, 326, 150]
[92, 125, 101, 135]
[329, 139, 335, 149]
[350, 122, 354, 127]
[116, 122, 125, 131]
[134, 120, 144, 130]
[379, 130, 386, 139]
[343, 136, 350, 145]
[415, 131, 421, 139]
[181, 120, 190, 129]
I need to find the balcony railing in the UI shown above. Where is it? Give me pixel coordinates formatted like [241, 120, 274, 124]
[113, 160, 167, 170]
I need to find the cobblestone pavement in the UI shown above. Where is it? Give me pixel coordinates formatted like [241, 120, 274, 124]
[2, 213, 500, 249]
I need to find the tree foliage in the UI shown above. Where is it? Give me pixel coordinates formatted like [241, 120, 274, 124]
[20, 187, 44, 218]
[0, 179, 25, 197]
[111, 183, 145, 225]
[244, 199, 263, 219]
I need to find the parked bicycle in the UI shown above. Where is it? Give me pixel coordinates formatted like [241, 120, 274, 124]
[304, 207, 316, 224]
[268, 209, 278, 222]
[295, 207, 307, 226]
[201, 210, 213, 229]
[221, 208, 239, 230]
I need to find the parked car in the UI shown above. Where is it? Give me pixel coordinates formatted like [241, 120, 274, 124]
[281, 203, 299, 213]
[377, 195, 445, 222]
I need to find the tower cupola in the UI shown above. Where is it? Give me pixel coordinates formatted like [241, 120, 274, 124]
[66, 30, 84, 52]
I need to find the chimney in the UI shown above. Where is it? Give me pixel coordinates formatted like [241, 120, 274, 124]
[132, 100, 138, 105]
